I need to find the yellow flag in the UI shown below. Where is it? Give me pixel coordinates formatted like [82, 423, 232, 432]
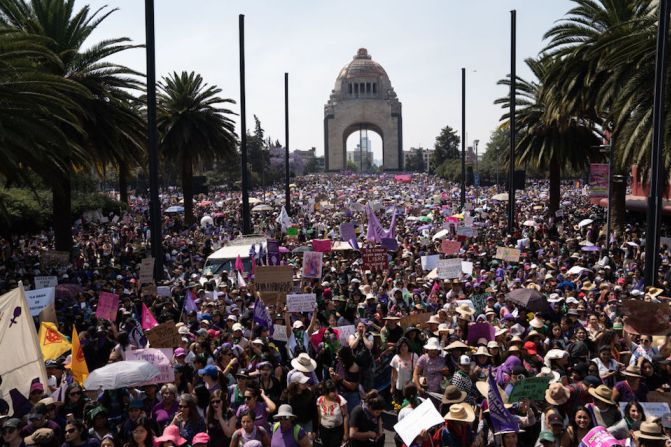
[69, 327, 88, 385]
[38, 322, 71, 361]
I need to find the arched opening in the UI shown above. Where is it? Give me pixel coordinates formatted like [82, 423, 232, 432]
[343, 125, 383, 172]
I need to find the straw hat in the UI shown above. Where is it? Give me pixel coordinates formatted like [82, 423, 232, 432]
[441, 385, 467, 404]
[529, 316, 545, 329]
[536, 367, 560, 383]
[588, 385, 615, 406]
[445, 340, 469, 351]
[455, 303, 475, 317]
[443, 403, 475, 423]
[487, 341, 500, 349]
[423, 337, 442, 351]
[647, 287, 664, 297]
[473, 346, 492, 357]
[634, 421, 667, 440]
[545, 382, 570, 405]
[290, 353, 317, 373]
[526, 283, 541, 291]
[581, 281, 596, 291]
[427, 315, 442, 325]
[475, 382, 513, 409]
[622, 365, 643, 378]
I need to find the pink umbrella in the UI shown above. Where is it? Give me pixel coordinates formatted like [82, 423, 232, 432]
[279, 246, 290, 253]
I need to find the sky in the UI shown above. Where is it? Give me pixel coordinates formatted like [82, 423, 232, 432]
[82, 0, 574, 159]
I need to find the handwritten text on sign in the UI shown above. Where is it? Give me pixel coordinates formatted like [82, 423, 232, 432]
[287, 293, 317, 313]
[362, 247, 388, 272]
[495, 246, 521, 263]
[126, 348, 175, 385]
[440, 240, 461, 255]
[25, 287, 55, 316]
[96, 292, 119, 321]
[436, 258, 462, 279]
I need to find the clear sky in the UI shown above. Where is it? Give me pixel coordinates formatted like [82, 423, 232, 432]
[82, 0, 574, 157]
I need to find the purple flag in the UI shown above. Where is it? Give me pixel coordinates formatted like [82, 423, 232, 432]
[366, 205, 397, 243]
[184, 289, 198, 313]
[488, 369, 519, 434]
[340, 223, 359, 251]
[253, 297, 273, 335]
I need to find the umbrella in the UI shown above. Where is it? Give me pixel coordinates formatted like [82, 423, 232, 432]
[251, 204, 273, 212]
[55, 284, 83, 300]
[292, 246, 312, 254]
[247, 198, 262, 205]
[581, 245, 600, 252]
[419, 216, 432, 223]
[505, 288, 552, 314]
[492, 193, 509, 201]
[432, 229, 449, 241]
[200, 216, 213, 227]
[417, 224, 432, 231]
[279, 246, 290, 254]
[522, 220, 536, 227]
[451, 213, 464, 219]
[578, 218, 593, 228]
[84, 360, 160, 390]
[164, 206, 184, 213]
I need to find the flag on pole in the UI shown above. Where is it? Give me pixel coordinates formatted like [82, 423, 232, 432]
[276, 206, 292, 232]
[184, 289, 198, 313]
[141, 303, 158, 330]
[237, 271, 247, 288]
[487, 369, 519, 434]
[253, 297, 273, 335]
[38, 322, 71, 361]
[235, 255, 244, 273]
[0, 286, 49, 414]
[69, 327, 89, 386]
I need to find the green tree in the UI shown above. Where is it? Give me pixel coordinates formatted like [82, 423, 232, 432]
[405, 149, 426, 172]
[496, 56, 601, 212]
[247, 115, 270, 189]
[430, 125, 460, 173]
[0, 0, 146, 251]
[157, 71, 237, 225]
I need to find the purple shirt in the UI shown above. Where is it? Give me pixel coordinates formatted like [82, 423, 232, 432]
[270, 423, 305, 447]
[236, 401, 269, 432]
[416, 353, 445, 393]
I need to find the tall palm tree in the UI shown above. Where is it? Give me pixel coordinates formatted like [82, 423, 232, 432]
[496, 56, 601, 212]
[157, 71, 237, 226]
[0, 0, 146, 251]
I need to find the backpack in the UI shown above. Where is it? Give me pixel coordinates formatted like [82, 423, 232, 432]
[272, 422, 302, 443]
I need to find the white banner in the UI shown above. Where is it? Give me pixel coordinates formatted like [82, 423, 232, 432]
[420, 255, 440, 271]
[437, 259, 462, 279]
[25, 287, 55, 317]
[286, 293, 317, 313]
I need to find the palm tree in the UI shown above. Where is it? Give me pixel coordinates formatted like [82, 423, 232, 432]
[157, 71, 237, 226]
[0, 0, 146, 251]
[496, 56, 601, 213]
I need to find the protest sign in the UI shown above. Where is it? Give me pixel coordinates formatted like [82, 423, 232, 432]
[622, 299, 671, 335]
[508, 376, 551, 402]
[495, 246, 521, 263]
[393, 399, 444, 447]
[437, 258, 462, 279]
[589, 163, 609, 198]
[339, 223, 356, 242]
[441, 240, 461, 255]
[266, 239, 280, 265]
[555, 209, 564, 218]
[381, 238, 398, 251]
[25, 287, 55, 317]
[254, 266, 294, 307]
[420, 255, 440, 271]
[126, 348, 175, 385]
[467, 322, 495, 345]
[34, 276, 58, 289]
[399, 312, 432, 329]
[362, 247, 388, 272]
[272, 325, 288, 342]
[463, 213, 474, 227]
[40, 251, 70, 268]
[580, 426, 624, 447]
[461, 261, 474, 276]
[286, 227, 299, 237]
[287, 293, 317, 313]
[145, 321, 181, 348]
[96, 292, 119, 321]
[619, 402, 670, 420]
[302, 251, 323, 278]
[156, 286, 171, 297]
[311, 239, 332, 253]
[139, 257, 155, 284]
[141, 285, 157, 297]
[335, 325, 356, 344]
[456, 227, 476, 238]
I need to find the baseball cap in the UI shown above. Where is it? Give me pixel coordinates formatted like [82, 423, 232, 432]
[459, 355, 471, 366]
[174, 348, 186, 357]
[289, 373, 309, 385]
[198, 364, 219, 378]
[192, 433, 210, 445]
[547, 413, 563, 426]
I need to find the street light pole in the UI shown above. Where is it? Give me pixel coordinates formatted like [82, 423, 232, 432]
[284, 72, 290, 215]
[144, 0, 163, 280]
[644, 0, 670, 286]
[239, 14, 251, 235]
[461, 67, 466, 210]
[474, 139, 479, 186]
[508, 10, 517, 235]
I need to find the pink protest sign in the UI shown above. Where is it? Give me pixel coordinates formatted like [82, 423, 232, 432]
[579, 426, 624, 447]
[311, 239, 332, 253]
[441, 240, 461, 255]
[96, 292, 119, 321]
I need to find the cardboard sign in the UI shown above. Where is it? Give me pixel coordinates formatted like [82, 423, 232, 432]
[508, 376, 551, 402]
[139, 257, 155, 284]
[145, 321, 181, 348]
[495, 246, 521, 263]
[421, 255, 440, 271]
[286, 293, 317, 313]
[254, 266, 294, 294]
[141, 285, 157, 297]
[399, 312, 432, 329]
[34, 276, 58, 289]
[272, 324, 288, 342]
[96, 292, 119, 321]
[302, 251, 323, 278]
[441, 240, 461, 255]
[40, 251, 70, 268]
[126, 348, 175, 385]
[362, 247, 388, 272]
[461, 261, 474, 276]
[437, 258, 462, 279]
[25, 287, 55, 317]
[456, 227, 476, 238]
[622, 299, 671, 335]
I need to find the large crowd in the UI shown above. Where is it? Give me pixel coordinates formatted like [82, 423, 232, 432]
[1, 173, 671, 447]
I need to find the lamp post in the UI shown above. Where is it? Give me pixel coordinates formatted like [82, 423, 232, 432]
[461, 67, 466, 210]
[284, 73, 290, 215]
[594, 141, 613, 255]
[508, 10, 517, 235]
[239, 14, 251, 235]
[474, 139, 479, 187]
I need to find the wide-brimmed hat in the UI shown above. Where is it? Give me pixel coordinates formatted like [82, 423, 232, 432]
[424, 337, 442, 351]
[290, 353, 316, 373]
[529, 316, 545, 329]
[442, 385, 467, 404]
[622, 365, 643, 378]
[444, 340, 469, 351]
[475, 381, 512, 409]
[443, 403, 475, 423]
[487, 341, 500, 349]
[545, 382, 570, 405]
[154, 425, 187, 446]
[581, 281, 596, 291]
[473, 346, 492, 357]
[588, 384, 615, 406]
[635, 421, 667, 440]
[427, 315, 441, 325]
[434, 323, 451, 336]
[455, 303, 475, 317]
[274, 404, 296, 419]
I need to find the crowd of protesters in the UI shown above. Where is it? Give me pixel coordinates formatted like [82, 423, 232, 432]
[1, 173, 671, 447]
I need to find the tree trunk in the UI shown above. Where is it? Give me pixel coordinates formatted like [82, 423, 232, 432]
[549, 153, 561, 213]
[52, 174, 72, 252]
[611, 174, 627, 233]
[182, 153, 194, 226]
[118, 161, 129, 205]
